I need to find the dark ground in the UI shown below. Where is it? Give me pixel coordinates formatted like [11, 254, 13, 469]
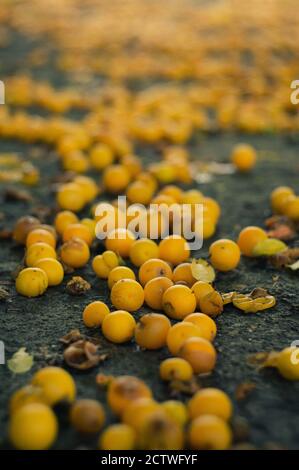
[0, 29, 299, 451]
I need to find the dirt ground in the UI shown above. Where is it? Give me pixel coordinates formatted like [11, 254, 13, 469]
[0, 15, 299, 450]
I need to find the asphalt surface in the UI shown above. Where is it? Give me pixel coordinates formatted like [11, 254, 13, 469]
[0, 23, 299, 450]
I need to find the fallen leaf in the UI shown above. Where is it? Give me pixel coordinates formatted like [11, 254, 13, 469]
[270, 248, 299, 269]
[59, 329, 83, 345]
[195, 161, 235, 175]
[235, 382, 256, 400]
[265, 215, 296, 241]
[7, 347, 34, 374]
[288, 260, 299, 271]
[66, 276, 91, 295]
[250, 287, 268, 299]
[64, 340, 107, 370]
[221, 291, 236, 305]
[233, 288, 276, 313]
[0, 286, 9, 300]
[96, 373, 114, 387]
[3, 187, 32, 202]
[169, 377, 201, 396]
[252, 238, 288, 257]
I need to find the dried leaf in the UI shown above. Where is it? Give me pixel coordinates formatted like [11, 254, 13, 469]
[249, 287, 268, 299]
[221, 291, 236, 305]
[235, 382, 256, 400]
[270, 248, 299, 269]
[288, 260, 299, 271]
[195, 161, 235, 175]
[7, 347, 34, 374]
[64, 340, 107, 370]
[194, 173, 214, 184]
[59, 329, 83, 345]
[191, 258, 215, 283]
[0, 229, 12, 239]
[96, 373, 114, 388]
[0, 286, 9, 300]
[232, 289, 276, 313]
[265, 215, 296, 241]
[66, 276, 91, 295]
[267, 225, 296, 241]
[252, 238, 287, 257]
[169, 377, 201, 396]
[3, 187, 32, 202]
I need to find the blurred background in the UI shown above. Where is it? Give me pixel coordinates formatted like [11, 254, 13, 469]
[1, 0, 299, 451]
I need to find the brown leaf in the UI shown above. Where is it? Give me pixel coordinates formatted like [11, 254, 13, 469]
[96, 373, 115, 388]
[249, 287, 268, 299]
[270, 248, 299, 269]
[169, 377, 201, 396]
[265, 215, 296, 241]
[0, 286, 10, 300]
[59, 329, 83, 345]
[3, 187, 32, 202]
[0, 229, 12, 239]
[288, 260, 299, 271]
[235, 382, 256, 400]
[64, 340, 108, 370]
[66, 276, 91, 295]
